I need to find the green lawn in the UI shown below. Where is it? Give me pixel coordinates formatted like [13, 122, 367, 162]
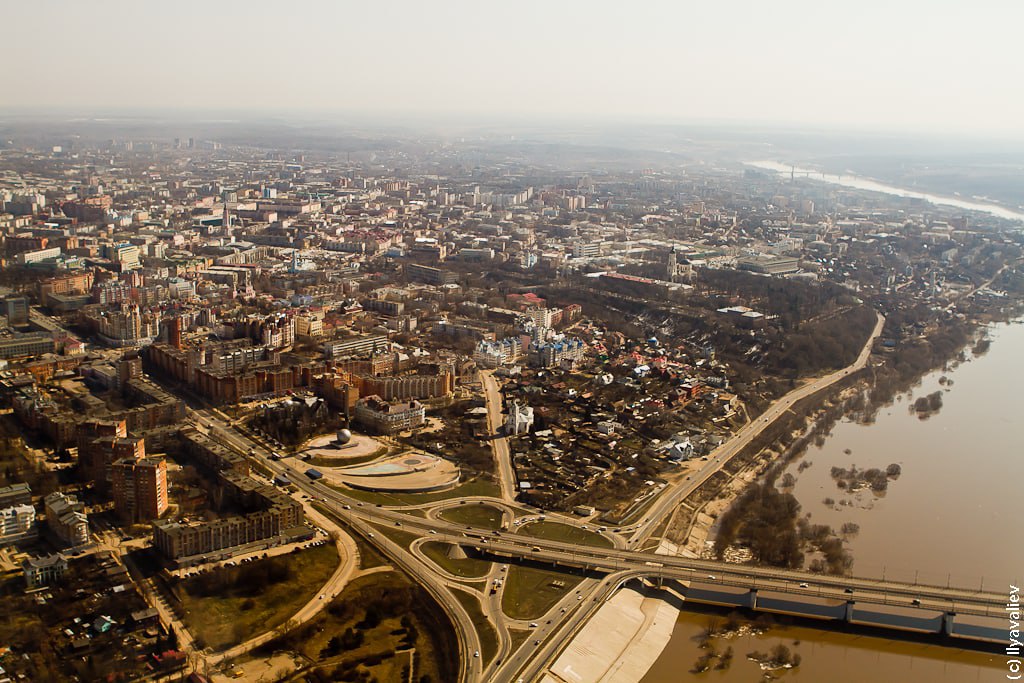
[421, 541, 492, 579]
[369, 523, 422, 551]
[304, 450, 386, 469]
[518, 521, 614, 548]
[508, 628, 534, 655]
[438, 504, 505, 530]
[501, 565, 583, 620]
[332, 476, 501, 506]
[176, 543, 339, 651]
[270, 570, 458, 683]
[451, 588, 499, 666]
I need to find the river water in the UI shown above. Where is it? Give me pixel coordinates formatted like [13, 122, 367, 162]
[746, 160, 1024, 223]
[643, 319, 1024, 681]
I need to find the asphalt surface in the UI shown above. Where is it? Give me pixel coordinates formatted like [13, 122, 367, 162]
[160, 310, 997, 683]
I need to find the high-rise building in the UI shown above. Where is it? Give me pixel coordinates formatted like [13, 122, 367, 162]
[167, 316, 183, 349]
[3, 296, 29, 325]
[112, 456, 168, 522]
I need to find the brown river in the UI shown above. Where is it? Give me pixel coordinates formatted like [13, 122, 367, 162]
[643, 319, 1024, 681]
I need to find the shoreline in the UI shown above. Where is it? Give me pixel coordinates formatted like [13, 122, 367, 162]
[541, 316, 1020, 683]
[541, 586, 679, 683]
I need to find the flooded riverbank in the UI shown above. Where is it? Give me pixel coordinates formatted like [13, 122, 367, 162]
[644, 319, 1023, 680]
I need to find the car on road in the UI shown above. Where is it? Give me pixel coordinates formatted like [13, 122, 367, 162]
[342, 505, 351, 510]
[706, 575, 716, 580]
[529, 622, 538, 628]
[799, 582, 809, 588]
[473, 650, 480, 658]
[912, 598, 922, 605]
[429, 529, 437, 534]
[844, 588, 854, 594]
[531, 546, 541, 552]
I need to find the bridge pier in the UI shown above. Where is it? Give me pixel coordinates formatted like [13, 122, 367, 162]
[942, 612, 956, 636]
[844, 601, 854, 622]
[748, 589, 758, 609]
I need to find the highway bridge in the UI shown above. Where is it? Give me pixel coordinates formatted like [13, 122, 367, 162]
[179, 310, 1006, 683]
[271, 451, 1005, 635]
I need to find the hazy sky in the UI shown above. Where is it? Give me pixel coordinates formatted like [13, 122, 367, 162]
[4, 0, 1023, 136]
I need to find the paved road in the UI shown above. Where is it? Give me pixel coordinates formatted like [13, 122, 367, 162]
[306, 510, 1003, 617]
[161, 310, 900, 682]
[481, 370, 517, 501]
[627, 311, 885, 545]
[195, 407, 485, 683]
[205, 500, 360, 667]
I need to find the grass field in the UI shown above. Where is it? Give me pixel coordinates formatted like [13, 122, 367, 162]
[370, 523, 423, 551]
[421, 541, 493, 579]
[268, 570, 458, 683]
[508, 627, 534, 655]
[304, 450, 385, 469]
[501, 565, 583, 620]
[333, 476, 501, 506]
[438, 503, 505, 529]
[518, 521, 614, 548]
[451, 588, 500, 666]
[176, 543, 339, 651]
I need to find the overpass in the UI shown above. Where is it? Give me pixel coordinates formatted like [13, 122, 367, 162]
[283, 460, 1007, 643]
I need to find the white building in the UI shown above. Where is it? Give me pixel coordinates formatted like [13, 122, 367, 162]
[523, 307, 557, 329]
[473, 338, 522, 368]
[531, 338, 586, 369]
[506, 402, 534, 436]
[0, 503, 37, 546]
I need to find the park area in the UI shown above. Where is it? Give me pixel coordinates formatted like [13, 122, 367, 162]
[173, 543, 339, 651]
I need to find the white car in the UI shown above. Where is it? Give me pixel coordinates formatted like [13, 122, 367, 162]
[473, 650, 480, 658]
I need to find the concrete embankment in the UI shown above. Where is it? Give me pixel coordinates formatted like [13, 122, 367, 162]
[541, 587, 678, 683]
[540, 542, 683, 683]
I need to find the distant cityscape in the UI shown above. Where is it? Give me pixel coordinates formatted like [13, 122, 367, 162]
[0, 124, 1019, 683]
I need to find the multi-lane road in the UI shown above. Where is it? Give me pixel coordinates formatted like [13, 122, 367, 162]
[628, 311, 885, 545]
[174, 310, 929, 683]
[481, 369, 517, 501]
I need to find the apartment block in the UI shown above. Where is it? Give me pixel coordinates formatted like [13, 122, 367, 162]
[112, 457, 168, 522]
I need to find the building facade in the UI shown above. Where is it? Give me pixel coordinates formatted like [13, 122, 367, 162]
[354, 395, 425, 434]
[112, 457, 168, 522]
[44, 492, 89, 546]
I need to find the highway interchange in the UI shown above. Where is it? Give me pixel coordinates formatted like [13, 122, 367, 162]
[170, 311, 1005, 682]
